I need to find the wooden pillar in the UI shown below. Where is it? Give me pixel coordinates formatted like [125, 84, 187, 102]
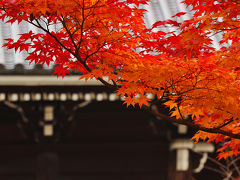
[168, 150, 194, 180]
[36, 152, 59, 180]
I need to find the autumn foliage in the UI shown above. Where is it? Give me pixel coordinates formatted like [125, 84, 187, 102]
[0, 0, 240, 159]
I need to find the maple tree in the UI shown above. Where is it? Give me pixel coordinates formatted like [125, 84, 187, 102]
[0, 0, 240, 158]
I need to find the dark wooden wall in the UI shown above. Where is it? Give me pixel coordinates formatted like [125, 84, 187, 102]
[0, 85, 222, 180]
[0, 98, 170, 180]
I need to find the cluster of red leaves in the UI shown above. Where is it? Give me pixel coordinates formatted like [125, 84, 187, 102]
[144, 0, 240, 159]
[0, 0, 150, 79]
[1, 0, 240, 158]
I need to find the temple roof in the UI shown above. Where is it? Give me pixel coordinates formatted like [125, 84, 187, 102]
[0, 0, 220, 74]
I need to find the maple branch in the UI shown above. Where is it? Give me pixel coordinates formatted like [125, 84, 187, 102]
[85, 42, 106, 62]
[211, 118, 234, 130]
[60, 4, 117, 90]
[98, 78, 118, 90]
[215, 27, 240, 32]
[176, 102, 184, 119]
[149, 105, 240, 140]
[112, 79, 117, 86]
[26, 18, 118, 90]
[61, 16, 79, 52]
[176, 100, 234, 131]
[78, 0, 85, 50]
[27, 19, 74, 57]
